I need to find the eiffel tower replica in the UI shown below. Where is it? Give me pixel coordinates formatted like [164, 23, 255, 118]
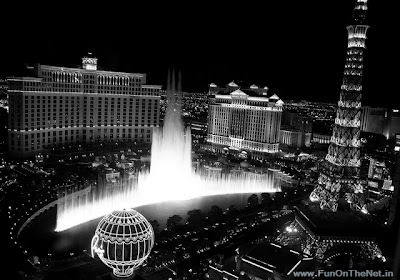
[277, 1, 388, 265]
[309, 0, 369, 213]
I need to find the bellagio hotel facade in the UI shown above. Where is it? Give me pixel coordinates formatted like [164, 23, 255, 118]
[7, 56, 161, 158]
[207, 82, 283, 160]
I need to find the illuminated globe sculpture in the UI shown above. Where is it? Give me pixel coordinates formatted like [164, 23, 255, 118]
[91, 209, 154, 278]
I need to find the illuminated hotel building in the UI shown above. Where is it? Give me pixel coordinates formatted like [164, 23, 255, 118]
[7, 55, 161, 158]
[207, 82, 283, 160]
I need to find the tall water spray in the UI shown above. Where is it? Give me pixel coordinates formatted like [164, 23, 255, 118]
[139, 70, 197, 201]
[55, 70, 280, 231]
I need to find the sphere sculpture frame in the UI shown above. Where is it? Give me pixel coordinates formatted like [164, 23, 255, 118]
[91, 209, 154, 278]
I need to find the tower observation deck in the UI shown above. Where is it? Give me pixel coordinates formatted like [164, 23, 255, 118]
[310, 0, 369, 212]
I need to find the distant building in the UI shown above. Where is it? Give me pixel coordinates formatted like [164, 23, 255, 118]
[311, 133, 330, 144]
[280, 111, 312, 148]
[360, 106, 400, 139]
[7, 55, 161, 158]
[279, 127, 311, 149]
[207, 82, 283, 160]
[364, 155, 393, 208]
[389, 152, 400, 226]
[360, 106, 372, 132]
[294, 115, 313, 133]
[282, 111, 313, 133]
[388, 110, 400, 139]
[395, 133, 400, 152]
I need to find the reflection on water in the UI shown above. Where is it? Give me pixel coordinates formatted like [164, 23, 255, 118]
[21, 193, 257, 258]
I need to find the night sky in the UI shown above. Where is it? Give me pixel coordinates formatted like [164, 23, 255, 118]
[0, 1, 396, 108]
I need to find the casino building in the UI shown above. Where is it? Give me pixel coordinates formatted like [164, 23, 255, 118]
[7, 55, 161, 158]
[207, 82, 283, 160]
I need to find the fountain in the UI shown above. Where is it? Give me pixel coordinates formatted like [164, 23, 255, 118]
[55, 70, 280, 232]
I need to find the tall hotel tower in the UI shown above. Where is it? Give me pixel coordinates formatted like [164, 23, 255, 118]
[310, 0, 369, 212]
[7, 55, 161, 158]
[207, 82, 283, 160]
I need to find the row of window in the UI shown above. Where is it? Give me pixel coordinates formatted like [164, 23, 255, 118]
[22, 95, 159, 103]
[209, 107, 281, 143]
[41, 70, 144, 85]
[12, 128, 150, 139]
[10, 128, 153, 149]
[19, 133, 151, 145]
[10, 137, 152, 152]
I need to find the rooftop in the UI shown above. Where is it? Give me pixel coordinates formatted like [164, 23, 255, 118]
[211, 88, 268, 98]
[227, 81, 239, 87]
[295, 201, 382, 238]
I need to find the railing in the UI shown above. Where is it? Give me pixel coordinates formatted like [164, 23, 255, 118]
[17, 186, 91, 238]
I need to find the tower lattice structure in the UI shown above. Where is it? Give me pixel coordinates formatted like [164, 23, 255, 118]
[310, 0, 369, 212]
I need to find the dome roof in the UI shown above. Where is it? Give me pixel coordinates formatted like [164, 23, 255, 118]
[228, 81, 239, 87]
[270, 93, 280, 100]
[95, 209, 154, 243]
